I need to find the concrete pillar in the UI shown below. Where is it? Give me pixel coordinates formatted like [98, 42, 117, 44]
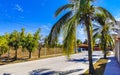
[113, 33, 119, 64]
[118, 30, 120, 63]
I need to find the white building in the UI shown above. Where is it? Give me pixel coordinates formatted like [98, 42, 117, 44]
[114, 21, 120, 64]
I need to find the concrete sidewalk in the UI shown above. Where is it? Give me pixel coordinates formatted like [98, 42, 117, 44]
[104, 55, 120, 75]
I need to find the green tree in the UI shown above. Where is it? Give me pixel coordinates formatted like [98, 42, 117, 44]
[26, 33, 34, 58]
[20, 28, 26, 52]
[4, 33, 11, 58]
[10, 30, 20, 60]
[48, 0, 115, 74]
[0, 36, 9, 57]
[93, 13, 115, 59]
[77, 39, 82, 47]
[44, 36, 49, 56]
[33, 28, 41, 58]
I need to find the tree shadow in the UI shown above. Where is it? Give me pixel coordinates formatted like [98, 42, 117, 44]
[85, 54, 102, 57]
[0, 56, 29, 65]
[83, 58, 108, 75]
[68, 58, 98, 63]
[69, 58, 88, 63]
[30, 68, 83, 75]
[92, 54, 102, 57]
[0, 63, 4, 65]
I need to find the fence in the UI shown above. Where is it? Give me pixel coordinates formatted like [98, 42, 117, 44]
[1, 48, 63, 59]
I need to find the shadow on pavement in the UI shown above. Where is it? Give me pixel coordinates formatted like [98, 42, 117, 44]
[0, 57, 29, 65]
[30, 68, 83, 75]
[83, 58, 108, 75]
[69, 58, 88, 63]
[68, 58, 98, 63]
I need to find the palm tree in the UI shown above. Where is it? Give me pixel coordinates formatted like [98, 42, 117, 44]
[48, 0, 115, 74]
[93, 13, 115, 59]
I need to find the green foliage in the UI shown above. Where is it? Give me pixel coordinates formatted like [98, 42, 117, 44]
[44, 36, 49, 47]
[77, 39, 82, 45]
[93, 12, 115, 59]
[0, 28, 41, 59]
[11, 30, 20, 50]
[20, 28, 26, 51]
[24, 28, 41, 58]
[33, 28, 41, 49]
[0, 36, 9, 56]
[26, 33, 34, 52]
[25, 28, 40, 52]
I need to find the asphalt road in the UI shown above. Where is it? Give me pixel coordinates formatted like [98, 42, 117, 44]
[0, 51, 103, 75]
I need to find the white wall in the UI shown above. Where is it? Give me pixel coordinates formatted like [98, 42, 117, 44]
[115, 30, 120, 64]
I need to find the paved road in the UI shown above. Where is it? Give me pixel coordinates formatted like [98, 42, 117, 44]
[0, 51, 103, 75]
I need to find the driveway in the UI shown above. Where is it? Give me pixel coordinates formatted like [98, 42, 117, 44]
[0, 51, 103, 75]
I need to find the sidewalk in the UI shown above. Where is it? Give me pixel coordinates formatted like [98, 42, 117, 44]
[104, 54, 120, 75]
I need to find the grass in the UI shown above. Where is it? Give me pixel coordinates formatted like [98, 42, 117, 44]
[83, 58, 108, 75]
[106, 51, 112, 56]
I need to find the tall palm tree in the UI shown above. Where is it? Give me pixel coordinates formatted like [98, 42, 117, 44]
[48, 0, 115, 74]
[93, 13, 115, 59]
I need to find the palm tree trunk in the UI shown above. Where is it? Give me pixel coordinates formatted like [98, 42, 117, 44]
[102, 31, 107, 59]
[104, 41, 107, 59]
[85, 17, 95, 74]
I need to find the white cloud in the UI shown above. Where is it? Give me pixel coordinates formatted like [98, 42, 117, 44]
[115, 16, 120, 21]
[42, 25, 51, 31]
[40, 23, 52, 32]
[77, 30, 85, 35]
[14, 4, 23, 12]
[39, 23, 52, 37]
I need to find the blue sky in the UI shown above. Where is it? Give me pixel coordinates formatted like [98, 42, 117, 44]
[0, 0, 120, 42]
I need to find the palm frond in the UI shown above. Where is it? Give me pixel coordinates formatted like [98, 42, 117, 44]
[96, 7, 116, 23]
[48, 11, 73, 45]
[93, 27, 100, 33]
[54, 4, 74, 17]
[63, 20, 75, 57]
[94, 13, 106, 26]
